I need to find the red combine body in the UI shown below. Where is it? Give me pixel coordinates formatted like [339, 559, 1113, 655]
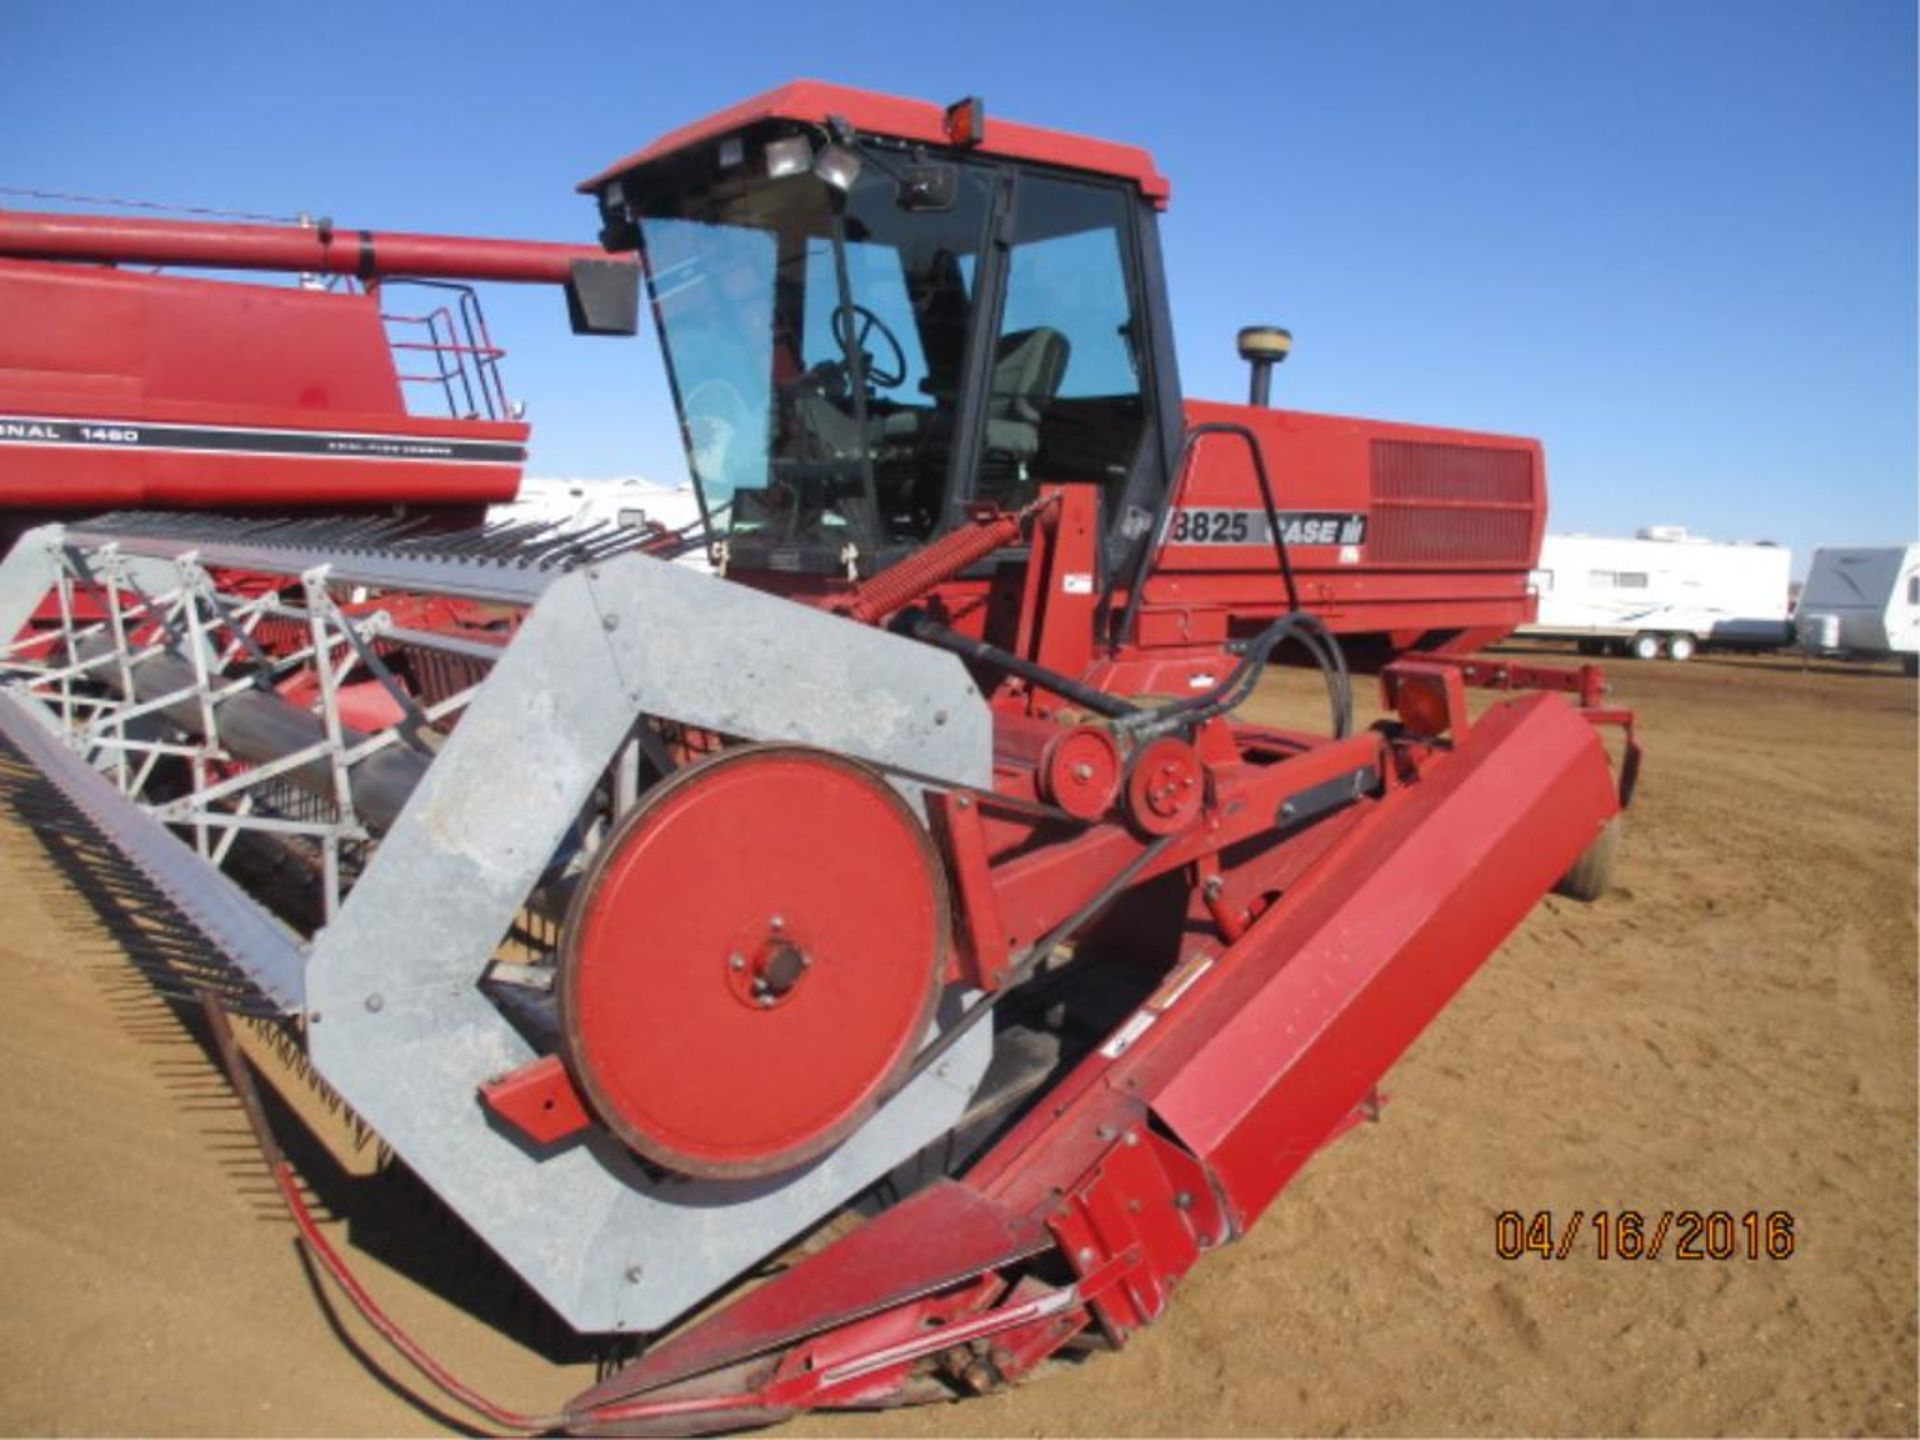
[0, 80, 1637, 1435]
[0, 209, 636, 547]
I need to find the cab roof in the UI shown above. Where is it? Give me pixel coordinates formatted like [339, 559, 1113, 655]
[579, 80, 1171, 207]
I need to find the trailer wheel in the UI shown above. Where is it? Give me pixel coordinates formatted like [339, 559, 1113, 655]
[1556, 816, 1620, 903]
[1628, 633, 1663, 662]
[1666, 633, 1696, 662]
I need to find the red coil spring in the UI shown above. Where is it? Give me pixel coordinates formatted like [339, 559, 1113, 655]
[841, 498, 1051, 626]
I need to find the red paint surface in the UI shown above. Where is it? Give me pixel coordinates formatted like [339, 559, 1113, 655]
[581, 80, 1171, 206]
[0, 208, 606, 284]
[0, 258, 525, 510]
[559, 749, 947, 1179]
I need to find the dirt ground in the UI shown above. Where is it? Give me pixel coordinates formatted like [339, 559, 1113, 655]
[0, 649, 1913, 1437]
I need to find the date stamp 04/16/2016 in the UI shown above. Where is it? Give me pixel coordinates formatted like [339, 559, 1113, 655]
[1495, 1210, 1797, 1262]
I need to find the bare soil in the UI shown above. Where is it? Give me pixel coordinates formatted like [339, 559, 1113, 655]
[0, 649, 1913, 1436]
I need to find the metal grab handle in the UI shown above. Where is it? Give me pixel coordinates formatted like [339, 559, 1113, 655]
[1113, 420, 1301, 651]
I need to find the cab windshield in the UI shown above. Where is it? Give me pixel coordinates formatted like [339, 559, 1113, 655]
[636, 138, 995, 556]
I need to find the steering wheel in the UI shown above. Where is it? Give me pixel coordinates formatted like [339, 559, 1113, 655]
[830, 304, 908, 389]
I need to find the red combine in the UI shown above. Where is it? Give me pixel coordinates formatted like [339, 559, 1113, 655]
[0, 206, 638, 547]
[0, 82, 1636, 1432]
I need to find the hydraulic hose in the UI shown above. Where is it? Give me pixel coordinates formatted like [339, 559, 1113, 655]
[1116, 611, 1353, 743]
[890, 608, 1137, 720]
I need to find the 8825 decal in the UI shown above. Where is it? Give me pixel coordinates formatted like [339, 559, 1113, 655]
[1168, 508, 1367, 548]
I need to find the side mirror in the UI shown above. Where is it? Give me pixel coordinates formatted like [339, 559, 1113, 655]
[896, 164, 957, 212]
[566, 259, 640, 337]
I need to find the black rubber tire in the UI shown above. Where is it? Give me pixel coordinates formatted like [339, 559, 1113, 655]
[1903, 653, 1918, 679]
[1556, 816, 1620, 903]
[1629, 633, 1663, 662]
[1666, 633, 1697, 662]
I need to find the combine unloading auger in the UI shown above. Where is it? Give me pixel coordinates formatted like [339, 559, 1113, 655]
[0, 82, 1641, 1432]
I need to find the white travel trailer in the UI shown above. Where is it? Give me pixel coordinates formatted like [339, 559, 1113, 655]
[1794, 545, 1920, 675]
[1522, 527, 1792, 661]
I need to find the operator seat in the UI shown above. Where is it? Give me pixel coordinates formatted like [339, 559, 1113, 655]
[881, 326, 1071, 461]
[982, 326, 1071, 461]
[880, 326, 1070, 519]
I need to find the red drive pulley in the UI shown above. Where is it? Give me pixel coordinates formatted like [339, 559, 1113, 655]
[1038, 724, 1121, 820]
[558, 745, 949, 1180]
[1124, 735, 1206, 836]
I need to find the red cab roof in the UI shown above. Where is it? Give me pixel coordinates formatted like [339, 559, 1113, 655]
[580, 80, 1171, 207]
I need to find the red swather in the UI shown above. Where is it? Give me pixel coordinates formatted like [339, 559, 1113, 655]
[0, 78, 1640, 1437]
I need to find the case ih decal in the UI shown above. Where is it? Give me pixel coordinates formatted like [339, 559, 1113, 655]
[1170, 507, 1367, 547]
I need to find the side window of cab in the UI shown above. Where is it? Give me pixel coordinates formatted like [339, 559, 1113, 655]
[981, 176, 1148, 508]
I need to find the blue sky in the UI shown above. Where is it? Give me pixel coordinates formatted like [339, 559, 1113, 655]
[6, 0, 1914, 565]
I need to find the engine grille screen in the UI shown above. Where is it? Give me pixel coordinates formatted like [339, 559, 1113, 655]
[1369, 440, 1536, 563]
